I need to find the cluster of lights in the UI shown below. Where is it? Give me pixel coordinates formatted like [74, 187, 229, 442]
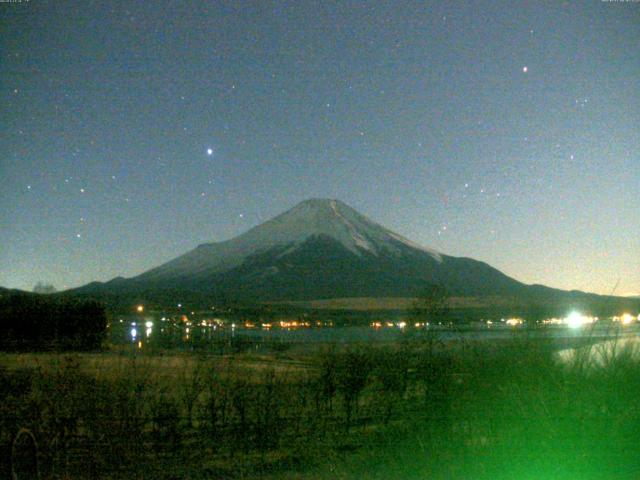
[504, 318, 524, 327]
[277, 320, 312, 329]
[540, 312, 598, 328]
[540, 312, 639, 328]
[541, 318, 563, 325]
[480, 319, 522, 327]
[613, 313, 638, 325]
[370, 321, 424, 329]
[259, 320, 332, 330]
[198, 318, 224, 327]
[123, 308, 640, 345]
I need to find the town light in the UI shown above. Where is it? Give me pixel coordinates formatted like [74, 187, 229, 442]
[565, 311, 592, 329]
[620, 313, 634, 325]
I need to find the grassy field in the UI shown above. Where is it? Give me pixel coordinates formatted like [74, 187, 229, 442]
[2, 334, 640, 479]
[269, 295, 517, 310]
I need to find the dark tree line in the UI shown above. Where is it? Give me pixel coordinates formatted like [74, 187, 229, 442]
[0, 293, 107, 351]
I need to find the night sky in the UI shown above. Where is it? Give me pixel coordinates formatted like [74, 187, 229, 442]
[1, 1, 639, 296]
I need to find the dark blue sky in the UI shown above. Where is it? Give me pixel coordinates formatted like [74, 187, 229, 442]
[1, 0, 639, 295]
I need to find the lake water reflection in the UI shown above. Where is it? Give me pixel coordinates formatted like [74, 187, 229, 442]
[109, 317, 640, 353]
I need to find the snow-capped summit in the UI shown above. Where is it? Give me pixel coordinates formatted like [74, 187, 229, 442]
[136, 198, 442, 283]
[228, 198, 442, 259]
[72, 198, 533, 302]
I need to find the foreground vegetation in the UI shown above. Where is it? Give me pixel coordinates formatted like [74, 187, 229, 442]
[2, 334, 640, 479]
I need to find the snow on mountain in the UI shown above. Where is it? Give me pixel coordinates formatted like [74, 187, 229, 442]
[68, 198, 640, 313]
[137, 198, 442, 282]
[237, 198, 442, 259]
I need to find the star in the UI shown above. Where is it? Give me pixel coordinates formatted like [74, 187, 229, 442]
[522, 66, 528, 73]
[207, 148, 213, 156]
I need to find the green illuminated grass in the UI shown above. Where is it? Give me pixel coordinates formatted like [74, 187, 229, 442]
[2, 333, 640, 479]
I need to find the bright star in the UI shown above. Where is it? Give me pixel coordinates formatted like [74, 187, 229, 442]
[207, 148, 213, 156]
[522, 66, 528, 73]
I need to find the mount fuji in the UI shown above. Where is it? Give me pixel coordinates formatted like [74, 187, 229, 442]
[70, 199, 637, 312]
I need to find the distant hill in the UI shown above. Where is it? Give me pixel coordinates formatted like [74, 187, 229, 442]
[68, 199, 640, 316]
[0, 286, 33, 297]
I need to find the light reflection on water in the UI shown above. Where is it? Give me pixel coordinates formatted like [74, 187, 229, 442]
[556, 334, 640, 366]
[109, 319, 640, 348]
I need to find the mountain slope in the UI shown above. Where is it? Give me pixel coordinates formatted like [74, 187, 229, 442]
[70, 198, 638, 312]
[134, 198, 442, 284]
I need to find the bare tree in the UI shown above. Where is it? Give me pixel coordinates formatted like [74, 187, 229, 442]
[33, 282, 57, 294]
[410, 283, 450, 326]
